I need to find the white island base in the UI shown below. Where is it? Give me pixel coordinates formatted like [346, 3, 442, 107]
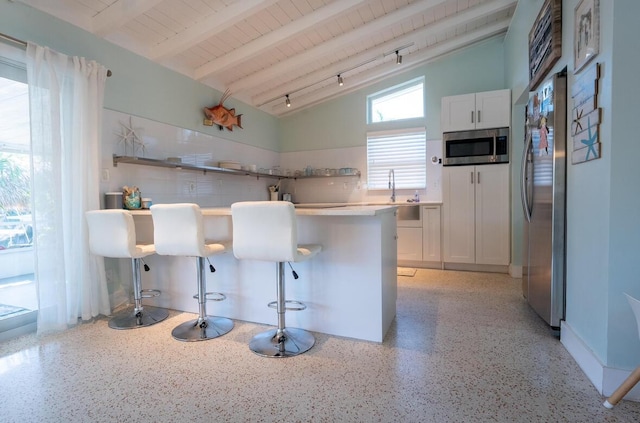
[127, 206, 398, 343]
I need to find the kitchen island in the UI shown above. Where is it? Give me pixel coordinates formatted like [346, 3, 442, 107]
[128, 205, 398, 342]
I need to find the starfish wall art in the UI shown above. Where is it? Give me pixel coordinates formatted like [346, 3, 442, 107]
[115, 116, 146, 156]
[571, 62, 601, 164]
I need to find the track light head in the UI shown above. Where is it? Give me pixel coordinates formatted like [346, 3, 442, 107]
[285, 94, 291, 108]
[396, 50, 402, 65]
[337, 74, 344, 86]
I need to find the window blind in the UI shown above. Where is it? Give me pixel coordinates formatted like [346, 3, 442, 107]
[367, 128, 426, 190]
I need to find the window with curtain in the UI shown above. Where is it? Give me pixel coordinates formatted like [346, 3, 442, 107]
[366, 77, 426, 190]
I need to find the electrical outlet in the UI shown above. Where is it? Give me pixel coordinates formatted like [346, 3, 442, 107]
[188, 181, 196, 193]
[101, 169, 110, 182]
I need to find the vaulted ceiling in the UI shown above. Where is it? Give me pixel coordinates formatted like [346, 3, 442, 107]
[18, 0, 517, 117]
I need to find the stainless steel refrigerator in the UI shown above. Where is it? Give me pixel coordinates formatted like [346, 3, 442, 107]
[521, 70, 567, 328]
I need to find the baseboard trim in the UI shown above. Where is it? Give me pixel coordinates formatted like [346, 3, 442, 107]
[561, 321, 640, 402]
[509, 264, 522, 278]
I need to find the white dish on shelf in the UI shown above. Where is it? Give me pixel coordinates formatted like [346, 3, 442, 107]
[219, 160, 241, 170]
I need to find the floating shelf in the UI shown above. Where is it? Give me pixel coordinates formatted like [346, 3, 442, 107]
[112, 155, 360, 180]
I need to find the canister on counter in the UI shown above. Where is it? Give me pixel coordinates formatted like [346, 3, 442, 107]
[104, 192, 123, 209]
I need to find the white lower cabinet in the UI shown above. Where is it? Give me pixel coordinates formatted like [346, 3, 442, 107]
[443, 164, 510, 265]
[397, 204, 441, 264]
[397, 227, 423, 261]
[422, 205, 441, 262]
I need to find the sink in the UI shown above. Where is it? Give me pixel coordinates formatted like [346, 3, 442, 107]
[396, 204, 420, 221]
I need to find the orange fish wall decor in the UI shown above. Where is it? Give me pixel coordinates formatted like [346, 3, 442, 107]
[203, 89, 243, 131]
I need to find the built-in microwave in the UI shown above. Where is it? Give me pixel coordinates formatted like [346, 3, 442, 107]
[443, 127, 509, 166]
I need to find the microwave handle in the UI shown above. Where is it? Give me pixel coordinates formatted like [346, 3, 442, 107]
[492, 131, 497, 162]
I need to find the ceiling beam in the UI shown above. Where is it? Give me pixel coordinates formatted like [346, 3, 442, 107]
[92, 0, 165, 37]
[228, 0, 451, 94]
[149, 0, 279, 61]
[252, 0, 516, 106]
[194, 0, 368, 80]
[267, 18, 511, 116]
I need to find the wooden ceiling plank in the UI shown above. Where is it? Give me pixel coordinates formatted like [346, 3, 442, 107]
[231, 0, 452, 93]
[194, 0, 367, 80]
[92, 0, 165, 37]
[150, 0, 280, 61]
[270, 17, 510, 116]
[252, 0, 515, 106]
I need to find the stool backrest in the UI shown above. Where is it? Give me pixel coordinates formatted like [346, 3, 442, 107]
[231, 201, 297, 262]
[625, 293, 640, 339]
[150, 203, 206, 256]
[85, 209, 137, 258]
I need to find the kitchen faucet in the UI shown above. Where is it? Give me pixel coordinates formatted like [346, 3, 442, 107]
[388, 169, 396, 203]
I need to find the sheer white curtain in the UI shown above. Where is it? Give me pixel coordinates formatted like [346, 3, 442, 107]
[26, 43, 110, 334]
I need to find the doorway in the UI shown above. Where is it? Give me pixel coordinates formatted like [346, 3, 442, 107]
[0, 75, 37, 340]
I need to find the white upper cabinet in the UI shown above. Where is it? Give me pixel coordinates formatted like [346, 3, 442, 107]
[441, 89, 511, 132]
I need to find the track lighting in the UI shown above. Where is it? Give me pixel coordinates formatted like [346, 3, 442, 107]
[255, 43, 413, 109]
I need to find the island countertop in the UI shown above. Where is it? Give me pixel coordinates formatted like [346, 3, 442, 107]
[129, 204, 398, 217]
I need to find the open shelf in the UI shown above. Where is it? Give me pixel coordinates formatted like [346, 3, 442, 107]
[112, 155, 360, 180]
[112, 155, 284, 179]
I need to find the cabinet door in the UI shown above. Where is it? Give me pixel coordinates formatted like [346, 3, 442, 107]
[475, 89, 511, 129]
[397, 227, 423, 261]
[443, 166, 475, 263]
[422, 205, 441, 262]
[441, 93, 476, 132]
[475, 164, 510, 265]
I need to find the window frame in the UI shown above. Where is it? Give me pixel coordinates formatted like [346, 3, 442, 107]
[366, 76, 424, 124]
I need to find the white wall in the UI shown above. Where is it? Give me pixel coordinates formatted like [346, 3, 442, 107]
[279, 140, 443, 204]
[100, 110, 279, 206]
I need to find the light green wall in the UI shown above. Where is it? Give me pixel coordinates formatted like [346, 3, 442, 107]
[280, 37, 506, 152]
[606, 0, 640, 368]
[0, 0, 280, 152]
[505, 0, 640, 369]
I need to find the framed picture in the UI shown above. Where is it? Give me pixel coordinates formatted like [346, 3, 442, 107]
[528, 0, 562, 91]
[574, 0, 599, 73]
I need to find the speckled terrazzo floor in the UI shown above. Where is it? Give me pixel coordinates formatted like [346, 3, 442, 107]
[1, 269, 640, 423]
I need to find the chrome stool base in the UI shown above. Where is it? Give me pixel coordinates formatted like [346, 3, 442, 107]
[249, 327, 315, 357]
[108, 306, 169, 330]
[171, 316, 233, 342]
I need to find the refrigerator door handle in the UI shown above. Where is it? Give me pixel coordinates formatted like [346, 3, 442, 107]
[521, 132, 533, 222]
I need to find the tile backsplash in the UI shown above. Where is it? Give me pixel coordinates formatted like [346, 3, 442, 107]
[99, 110, 443, 206]
[100, 110, 278, 207]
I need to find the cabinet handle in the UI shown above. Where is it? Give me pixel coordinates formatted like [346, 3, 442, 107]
[470, 171, 474, 184]
[477, 171, 480, 184]
[477, 110, 481, 123]
[471, 110, 474, 123]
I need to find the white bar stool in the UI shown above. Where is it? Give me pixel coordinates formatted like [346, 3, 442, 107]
[150, 203, 233, 342]
[231, 201, 321, 357]
[85, 209, 169, 329]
